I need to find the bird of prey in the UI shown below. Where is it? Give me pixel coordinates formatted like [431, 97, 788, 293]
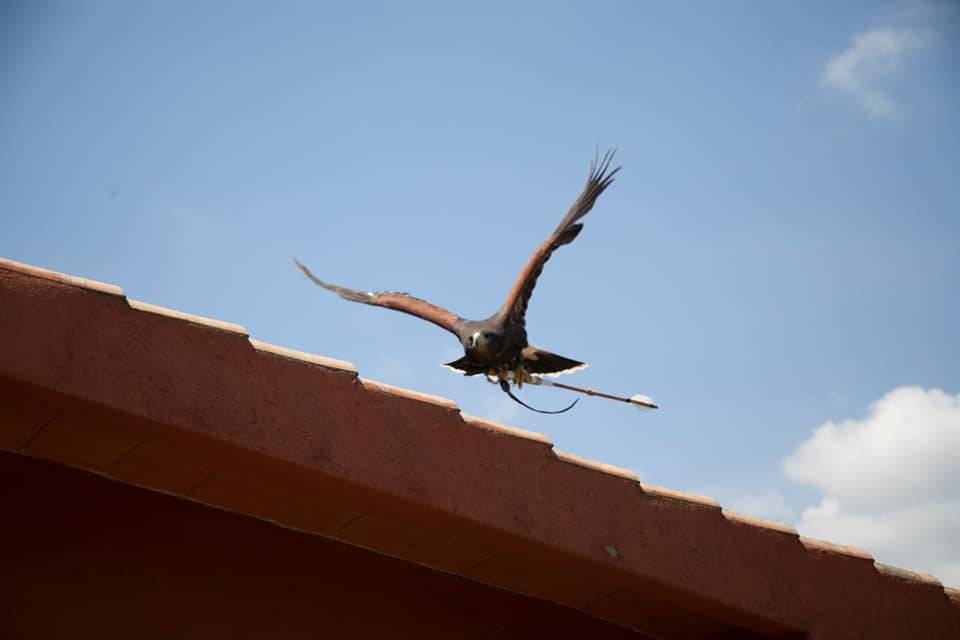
[295, 150, 620, 412]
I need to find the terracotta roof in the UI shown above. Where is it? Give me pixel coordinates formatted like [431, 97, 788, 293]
[1, 256, 958, 638]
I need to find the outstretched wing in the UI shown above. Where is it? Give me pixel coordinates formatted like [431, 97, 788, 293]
[499, 149, 620, 326]
[295, 259, 462, 336]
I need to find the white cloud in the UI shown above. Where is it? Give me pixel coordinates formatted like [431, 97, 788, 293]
[782, 386, 960, 587]
[728, 489, 796, 524]
[821, 28, 926, 118]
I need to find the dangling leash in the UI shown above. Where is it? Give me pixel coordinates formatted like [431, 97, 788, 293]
[498, 378, 579, 414]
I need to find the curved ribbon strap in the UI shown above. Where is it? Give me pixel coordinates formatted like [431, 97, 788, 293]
[499, 379, 578, 415]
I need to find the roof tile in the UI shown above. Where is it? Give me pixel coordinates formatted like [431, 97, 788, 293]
[875, 562, 943, 588]
[460, 414, 553, 446]
[798, 536, 874, 561]
[639, 483, 722, 509]
[358, 377, 459, 411]
[945, 587, 960, 605]
[0, 257, 125, 297]
[250, 339, 358, 375]
[553, 450, 638, 482]
[722, 510, 798, 536]
[128, 299, 248, 335]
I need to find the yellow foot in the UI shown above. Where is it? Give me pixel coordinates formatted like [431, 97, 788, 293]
[486, 365, 509, 385]
[485, 365, 531, 388]
[513, 364, 530, 389]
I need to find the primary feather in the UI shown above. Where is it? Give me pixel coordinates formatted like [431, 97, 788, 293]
[293, 259, 461, 335]
[499, 149, 620, 327]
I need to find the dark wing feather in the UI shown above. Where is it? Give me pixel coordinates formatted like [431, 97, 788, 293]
[295, 259, 462, 336]
[520, 346, 587, 376]
[499, 149, 620, 325]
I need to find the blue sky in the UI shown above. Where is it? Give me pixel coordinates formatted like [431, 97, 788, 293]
[2, 2, 958, 582]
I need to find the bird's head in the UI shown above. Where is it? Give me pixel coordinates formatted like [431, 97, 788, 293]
[465, 330, 499, 355]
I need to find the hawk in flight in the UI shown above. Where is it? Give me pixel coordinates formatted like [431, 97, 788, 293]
[295, 150, 620, 410]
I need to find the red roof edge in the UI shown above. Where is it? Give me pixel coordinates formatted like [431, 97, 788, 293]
[1, 256, 958, 638]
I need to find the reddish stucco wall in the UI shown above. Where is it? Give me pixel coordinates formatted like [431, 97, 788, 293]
[1, 257, 958, 639]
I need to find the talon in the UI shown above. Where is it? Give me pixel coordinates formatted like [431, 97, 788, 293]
[514, 365, 529, 389]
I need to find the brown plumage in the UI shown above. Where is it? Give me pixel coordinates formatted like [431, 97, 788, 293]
[295, 149, 620, 389]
